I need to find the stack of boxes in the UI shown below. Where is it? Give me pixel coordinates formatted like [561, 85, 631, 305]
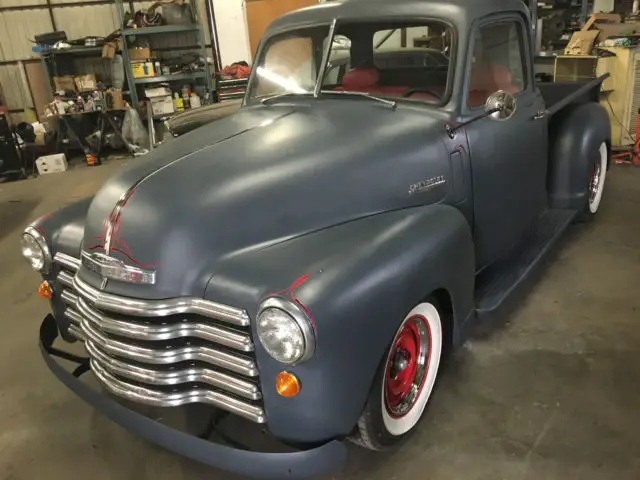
[130, 46, 156, 79]
[145, 86, 174, 116]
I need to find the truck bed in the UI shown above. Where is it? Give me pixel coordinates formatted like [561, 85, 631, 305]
[538, 77, 604, 116]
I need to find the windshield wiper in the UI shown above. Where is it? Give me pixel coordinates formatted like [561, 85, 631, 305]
[260, 92, 312, 105]
[321, 90, 397, 108]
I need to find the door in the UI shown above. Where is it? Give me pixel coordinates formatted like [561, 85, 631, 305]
[246, 0, 319, 58]
[463, 16, 548, 269]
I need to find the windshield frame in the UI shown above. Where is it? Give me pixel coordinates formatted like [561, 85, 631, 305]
[244, 17, 458, 108]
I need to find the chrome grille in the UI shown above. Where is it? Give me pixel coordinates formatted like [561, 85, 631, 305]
[53, 252, 265, 424]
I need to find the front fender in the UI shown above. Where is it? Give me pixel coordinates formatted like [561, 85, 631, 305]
[28, 197, 92, 341]
[29, 196, 93, 257]
[205, 204, 475, 444]
[548, 102, 611, 210]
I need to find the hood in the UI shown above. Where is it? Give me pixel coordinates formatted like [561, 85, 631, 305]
[81, 100, 451, 298]
[166, 99, 242, 137]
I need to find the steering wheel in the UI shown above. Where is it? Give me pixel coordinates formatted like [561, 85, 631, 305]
[403, 88, 442, 100]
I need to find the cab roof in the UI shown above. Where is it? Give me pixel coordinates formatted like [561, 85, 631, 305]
[268, 0, 530, 33]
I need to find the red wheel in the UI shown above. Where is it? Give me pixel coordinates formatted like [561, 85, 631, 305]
[383, 316, 431, 419]
[351, 301, 443, 449]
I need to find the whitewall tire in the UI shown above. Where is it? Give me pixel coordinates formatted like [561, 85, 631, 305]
[351, 301, 443, 450]
[588, 142, 608, 214]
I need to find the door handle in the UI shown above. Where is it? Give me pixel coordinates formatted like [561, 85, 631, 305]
[533, 110, 548, 120]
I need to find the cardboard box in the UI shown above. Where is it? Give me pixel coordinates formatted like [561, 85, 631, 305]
[129, 47, 152, 61]
[35, 153, 68, 174]
[74, 74, 97, 92]
[580, 13, 640, 44]
[150, 96, 175, 116]
[582, 13, 622, 32]
[52, 75, 76, 93]
[564, 30, 599, 55]
[131, 61, 155, 78]
[102, 41, 118, 59]
[106, 89, 125, 109]
[145, 86, 172, 98]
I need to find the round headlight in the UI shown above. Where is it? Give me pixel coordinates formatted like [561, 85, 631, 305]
[20, 227, 51, 273]
[257, 298, 315, 365]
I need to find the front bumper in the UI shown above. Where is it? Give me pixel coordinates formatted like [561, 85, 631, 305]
[39, 315, 348, 479]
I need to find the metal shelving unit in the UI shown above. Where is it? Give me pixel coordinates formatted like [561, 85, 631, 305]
[122, 24, 201, 36]
[114, 0, 214, 110]
[134, 71, 208, 85]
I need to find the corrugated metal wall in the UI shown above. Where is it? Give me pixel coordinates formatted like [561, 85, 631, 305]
[0, 9, 53, 61]
[0, 0, 213, 123]
[53, 5, 120, 40]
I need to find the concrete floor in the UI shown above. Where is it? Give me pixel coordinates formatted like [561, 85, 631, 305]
[1, 160, 639, 480]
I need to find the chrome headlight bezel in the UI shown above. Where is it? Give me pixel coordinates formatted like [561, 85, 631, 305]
[21, 226, 52, 273]
[257, 297, 316, 365]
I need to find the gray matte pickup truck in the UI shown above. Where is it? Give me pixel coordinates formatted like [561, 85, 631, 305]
[22, 0, 610, 478]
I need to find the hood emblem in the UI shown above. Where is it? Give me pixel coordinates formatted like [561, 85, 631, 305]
[81, 251, 156, 289]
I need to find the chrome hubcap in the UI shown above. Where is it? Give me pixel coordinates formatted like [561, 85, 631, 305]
[392, 351, 409, 376]
[589, 158, 602, 205]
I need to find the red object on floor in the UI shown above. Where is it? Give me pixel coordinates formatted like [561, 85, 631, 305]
[613, 109, 640, 166]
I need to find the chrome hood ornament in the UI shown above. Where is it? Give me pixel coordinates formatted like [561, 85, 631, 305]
[81, 251, 156, 289]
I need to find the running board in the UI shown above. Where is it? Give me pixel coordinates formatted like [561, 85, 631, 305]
[474, 209, 577, 321]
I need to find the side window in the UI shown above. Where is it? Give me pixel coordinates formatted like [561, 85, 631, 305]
[468, 21, 527, 108]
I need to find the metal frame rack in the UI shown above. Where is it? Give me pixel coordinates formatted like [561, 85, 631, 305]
[114, 0, 214, 110]
[37, 46, 106, 103]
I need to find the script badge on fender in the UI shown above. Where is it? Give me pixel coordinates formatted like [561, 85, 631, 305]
[408, 175, 446, 195]
[81, 251, 156, 290]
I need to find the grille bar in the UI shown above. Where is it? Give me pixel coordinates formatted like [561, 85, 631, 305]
[54, 252, 81, 272]
[52, 253, 264, 424]
[91, 360, 266, 423]
[68, 324, 85, 340]
[58, 270, 74, 288]
[65, 307, 82, 327]
[85, 340, 261, 400]
[79, 313, 258, 376]
[73, 275, 250, 326]
[61, 289, 77, 306]
[75, 296, 253, 352]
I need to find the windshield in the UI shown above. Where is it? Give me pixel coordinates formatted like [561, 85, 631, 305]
[247, 20, 453, 105]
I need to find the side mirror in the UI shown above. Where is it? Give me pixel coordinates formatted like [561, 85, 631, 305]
[485, 90, 517, 121]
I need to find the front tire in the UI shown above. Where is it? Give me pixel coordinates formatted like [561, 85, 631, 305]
[351, 301, 443, 450]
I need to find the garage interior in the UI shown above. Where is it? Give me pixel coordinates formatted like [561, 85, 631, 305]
[1, 0, 640, 479]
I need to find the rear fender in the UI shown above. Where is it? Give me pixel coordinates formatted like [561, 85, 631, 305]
[205, 204, 475, 444]
[548, 102, 611, 210]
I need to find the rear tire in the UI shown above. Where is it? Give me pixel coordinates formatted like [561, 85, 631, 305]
[578, 141, 608, 222]
[350, 301, 443, 450]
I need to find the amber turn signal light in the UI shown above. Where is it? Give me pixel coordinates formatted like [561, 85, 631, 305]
[38, 281, 53, 300]
[276, 371, 300, 398]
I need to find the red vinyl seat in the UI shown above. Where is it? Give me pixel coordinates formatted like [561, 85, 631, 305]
[337, 67, 439, 101]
